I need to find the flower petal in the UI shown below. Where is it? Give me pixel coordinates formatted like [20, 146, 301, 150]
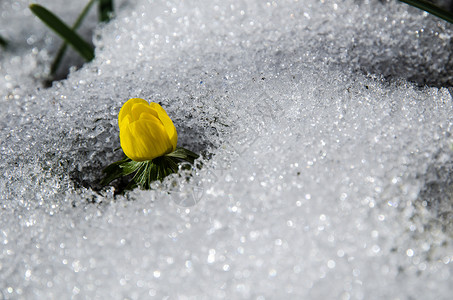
[118, 98, 179, 161]
[149, 102, 178, 151]
[120, 117, 173, 161]
[118, 98, 148, 129]
[131, 102, 159, 122]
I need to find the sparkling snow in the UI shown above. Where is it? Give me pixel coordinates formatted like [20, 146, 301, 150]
[1, 0, 453, 299]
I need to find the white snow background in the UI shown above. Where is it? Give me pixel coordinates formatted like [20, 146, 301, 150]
[1, 0, 453, 299]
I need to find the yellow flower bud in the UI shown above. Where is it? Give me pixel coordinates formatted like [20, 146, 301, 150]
[118, 98, 178, 161]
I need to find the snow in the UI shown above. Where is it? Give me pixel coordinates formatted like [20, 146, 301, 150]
[1, 0, 453, 299]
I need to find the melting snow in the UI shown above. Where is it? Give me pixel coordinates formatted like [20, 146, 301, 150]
[1, 0, 453, 298]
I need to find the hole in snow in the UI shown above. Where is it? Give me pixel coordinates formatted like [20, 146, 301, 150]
[67, 114, 219, 195]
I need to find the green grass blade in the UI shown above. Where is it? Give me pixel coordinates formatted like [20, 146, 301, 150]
[0, 35, 7, 48]
[29, 4, 94, 61]
[398, 0, 453, 24]
[50, 0, 97, 75]
[50, 44, 68, 76]
[73, 0, 98, 29]
[99, 0, 114, 22]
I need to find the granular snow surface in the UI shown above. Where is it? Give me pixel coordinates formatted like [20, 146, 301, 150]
[1, 0, 453, 299]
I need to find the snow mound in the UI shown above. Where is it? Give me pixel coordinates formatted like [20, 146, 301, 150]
[1, 0, 452, 299]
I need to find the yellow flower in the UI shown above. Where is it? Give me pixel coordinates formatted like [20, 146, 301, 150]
[118, 98, 177, 161]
